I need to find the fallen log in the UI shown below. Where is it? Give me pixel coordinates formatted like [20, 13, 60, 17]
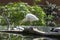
[0, 27, 60, 38]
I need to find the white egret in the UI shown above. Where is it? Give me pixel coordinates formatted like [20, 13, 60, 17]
[20, 13, 39, 25]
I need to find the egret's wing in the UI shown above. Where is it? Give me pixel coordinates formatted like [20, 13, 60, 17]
[26, 14, 39, 21]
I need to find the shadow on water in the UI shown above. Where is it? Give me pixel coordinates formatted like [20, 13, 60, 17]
[0, 33, 59, 40]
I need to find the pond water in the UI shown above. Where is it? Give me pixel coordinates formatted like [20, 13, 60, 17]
[0, 26, 60, 40]
[0, 33, 58, 40]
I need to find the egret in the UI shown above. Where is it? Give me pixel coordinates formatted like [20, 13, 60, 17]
[20, 13, 39, 25]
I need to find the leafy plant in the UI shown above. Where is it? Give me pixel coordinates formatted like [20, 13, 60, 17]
[41, 1, 60, 26]
[33, 0, 41, 5]
[0, 2, 46, 26]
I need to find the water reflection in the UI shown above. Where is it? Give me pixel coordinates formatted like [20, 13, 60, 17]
[33, 37, 57, 40]
[0, 33, 58, 40]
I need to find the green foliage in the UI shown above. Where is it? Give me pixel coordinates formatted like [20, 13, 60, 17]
[0, 2, 46, 26]
[47, 15, 54, 20]
[28, 5, 46, 26]
[33, 0, 41, 5]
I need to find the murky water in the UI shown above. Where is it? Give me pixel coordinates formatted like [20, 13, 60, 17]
[0, 33, 58, 40]
[0, 26, 60, 40]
